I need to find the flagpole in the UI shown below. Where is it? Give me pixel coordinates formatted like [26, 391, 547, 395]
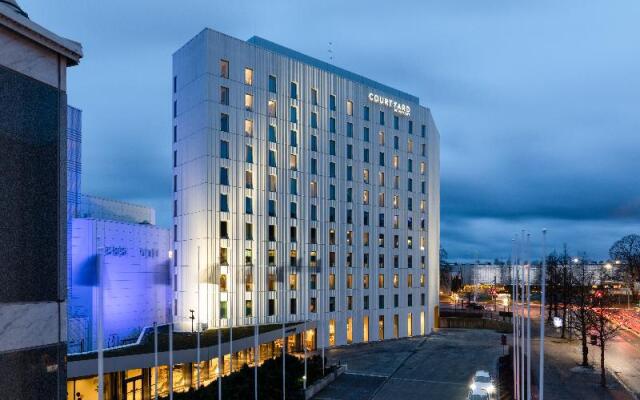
[154, 322, 158, 400]
[197, 246, 201, 390]
[511, 238, 517, 400]
[169, 322, 173, 400]
[526, 233, 532, 400]
[97, 250, 104, 400]
[539, 229, 547, 400]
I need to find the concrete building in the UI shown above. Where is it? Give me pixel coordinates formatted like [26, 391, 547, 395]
[0, 1, 82, 398]
[172, 29, 440, 347]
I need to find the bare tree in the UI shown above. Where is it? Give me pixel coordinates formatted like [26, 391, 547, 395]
[589, 287, 621, 387]
[558, 245, 574, 339]
[571, 255, 595, 367]
[609, 234, 640, 304]
[545, 252, 561, 323]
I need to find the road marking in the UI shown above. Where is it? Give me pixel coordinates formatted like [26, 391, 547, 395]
[388, 376, 468, 386]
[345, 371, 389, 378]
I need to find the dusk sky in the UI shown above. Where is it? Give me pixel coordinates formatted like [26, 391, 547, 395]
[23, 0, 640, 262]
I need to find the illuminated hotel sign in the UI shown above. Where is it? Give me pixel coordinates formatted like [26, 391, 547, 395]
[368, 92, 411, 117]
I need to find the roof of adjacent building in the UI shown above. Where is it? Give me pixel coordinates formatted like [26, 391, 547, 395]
[247, 35, 419, 104]
[0, 0, 82, 64]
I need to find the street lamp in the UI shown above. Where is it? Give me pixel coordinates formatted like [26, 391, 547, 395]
[189, 309, 195, 333]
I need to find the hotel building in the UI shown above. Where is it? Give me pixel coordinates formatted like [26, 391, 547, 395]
[172, 29, 440, 346]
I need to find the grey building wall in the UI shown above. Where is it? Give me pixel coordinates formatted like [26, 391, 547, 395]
[0, 1, 81, 399]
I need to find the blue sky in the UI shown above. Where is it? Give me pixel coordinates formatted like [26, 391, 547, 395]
[21, 0, 640, 261]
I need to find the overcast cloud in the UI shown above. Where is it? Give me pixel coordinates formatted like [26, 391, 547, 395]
[21, 0, 640, 261]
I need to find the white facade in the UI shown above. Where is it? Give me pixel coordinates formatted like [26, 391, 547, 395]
[172, 29, 440, 347]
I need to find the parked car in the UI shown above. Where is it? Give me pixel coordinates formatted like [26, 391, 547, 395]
[469, 370, 495, 399]
[467, 387, 490, 400]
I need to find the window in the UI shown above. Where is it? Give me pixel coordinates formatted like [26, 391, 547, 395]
[268, 200, 276, 217]
[379, 295, 385, 309]
[173, 125, 177, 143]
[363, 211, 369, 225]
[363, 106, 370, 121]
[289, 154, 297, 170]
[329, 94, 336, 111]
[244, 67, 253, 85]
[311, 135, 318, 151]
[394, 294, 399, 308]
[220, 301, 228, 319]
[220, 86, 229, 105]
[245, 93, 253, 110]
[408, 120, 413, 134]
[379, 131, 385, 145]
[363, 127, 370, 142]
[245, 197, 253, 214]
[220, 113, 229, 132]
[173, 76, 177, 93]
[290, 226, 297, 242]
[268, 175, 277, 192]
[269, 271, 277, 288]
[347, 122, 353, 137]
[363, 169, 369, 184]
[268, 225, 276, 241]
[289, 250, 297, 267]
[329, 297, 336, 312]
[220, 140, 229, 159]
[289, 273, 297, 290]
[311, 112, 318, 129]
[220, 247, 228, 265]
[220, 59, 229, 78]
[394, 135, 399, 149]
[421, 124, 426, 137]
[220, 221, 228, 239]
[290, 106, 298, 123]
[346, 100, 353, 116]
[329, 273, 336, 290]
[347, 296, 353, 311]
[245, 223, 253, 240]
[329, 229, 336, 245]
[311, 88, 318, 105]
[408, 294, 413, 307]
[329, 206, 335, 222]
[310, 297, 317, 313]
[363, 148, 370, 163]
[311, 158, 317, 175]
[310, 204, 317, 221]
[290, 298, 297, 315]
[245, 170, 253, 189]
[244, 119, 253, 136]
[220, 275, 227, 292]
[245, 249, 253, 266]
[268, 150, 277, 167]
[220, 167, 229, 185]
[268, 100, 277, 118]
[378, 213, 385, 227]
[329, 117, 336, 133]
[379, 111, 385, 125]
[364, 296, 369, 310]
[363, 274, 370, 289]
[173, 100, 177, 118]
[245, 145, 253, 163]
[268, 299, 275, 316]
[289, 177, 297, 195]
[268, 75, 277, 93]
[378, 274, 385, 288]
[220, 194, 229, 212]
[310, 180, 318, 197]
[290, 82, 298, 99]
[329, 162, 336, 178]
[393, 274, 399, 288]
[379, 152, 385, 166]
[393, 115, 399, 129]
[269, 125, 277, 143]
[290, 130, 297, 147]
[408, 274, 413, 287]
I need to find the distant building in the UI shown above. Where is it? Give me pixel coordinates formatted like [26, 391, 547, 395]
[64, 109, 171, 353]
[0, 1, 82, 398]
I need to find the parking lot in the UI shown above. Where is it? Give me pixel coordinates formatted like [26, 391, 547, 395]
[315, 329, 504, 400]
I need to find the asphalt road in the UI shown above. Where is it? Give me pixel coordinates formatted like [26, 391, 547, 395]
[315, 329, 503, 400]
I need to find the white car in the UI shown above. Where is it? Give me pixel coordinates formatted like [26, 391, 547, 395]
[467, 387, 490, 400]
[469, 370, 496, 399]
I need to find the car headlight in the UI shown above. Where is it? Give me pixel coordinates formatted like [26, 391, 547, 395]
[486, 384, 495, 393]
[470, 383, 476, 390]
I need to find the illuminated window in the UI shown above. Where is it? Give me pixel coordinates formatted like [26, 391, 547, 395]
[268, 249, 276, 266]
[393, 274, 399, 288]
[420, 274, 425, 287]
[329, 273, 336, 290]
[268, 100, 277, 118]
[363, 232, 369, 246]
[220, 247, 228, 265]
[408, 139, 414, 153]
[393, 195, 399, 209]
[363, 274, 369, 289]
[310, 180, 317, 197]
[289, 154, 297, 170]
[268, 175, 277, 192]
[379, 172, 385, 187]
[420, 162, 426, 174]
[379, 131, 385, 145]
[245, 170, 252, 189]
[407, 313, 413, 337]
[346, 100, 353, 116]
[408, 274, 413, 288]
[245, 300, 252, 317]
[269, 273, 278, 292]
[378, 192, 385, 207]
[393, 314, 399, 338]
[245, 93, 253, 110]
[347, 230, 353, 245]
[245, 249, 253, 266]
[329, 320, 336, 346]
[329, 229, 336, 245]
[220, 274, 227, 291]
[363, 169, 369, 184]
[244, 67, 253, 85]
[347, 317, 353, 344]
[220, 301, 228, 319]
[220, 59, 229, 78]
[392, 155, 399, 169]
[243, 269, 254, 292]
[289, 273, 297, 290]
[378, 316, 385, 340]
[289, 250, 297, 267]
[363, 190, 369, 205]
[347, 274, 353, 289]
[363, 316, 369, 342]
[310, 297, 317, 313]
[378, 274, 384, 289]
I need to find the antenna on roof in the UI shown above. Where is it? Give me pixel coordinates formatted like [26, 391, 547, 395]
[328, 41, 333, 63]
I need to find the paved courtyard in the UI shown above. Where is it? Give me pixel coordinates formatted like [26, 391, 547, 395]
[315, 329, 504, 400]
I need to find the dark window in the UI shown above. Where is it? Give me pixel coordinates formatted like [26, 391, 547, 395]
[220, 194, 229, 212]
[220, 113, 229, 132]
[290, 82, 298, 99]
[379, 111, 385, 125]
[269, 75, 277, 93]
[363, 106, 370, 121]
[329, 94, 336, 111]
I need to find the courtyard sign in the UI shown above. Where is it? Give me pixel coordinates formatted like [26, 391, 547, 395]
[368, 92, 411, 117]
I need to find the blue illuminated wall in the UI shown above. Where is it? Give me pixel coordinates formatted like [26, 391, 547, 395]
[69, 219, 171, 352]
